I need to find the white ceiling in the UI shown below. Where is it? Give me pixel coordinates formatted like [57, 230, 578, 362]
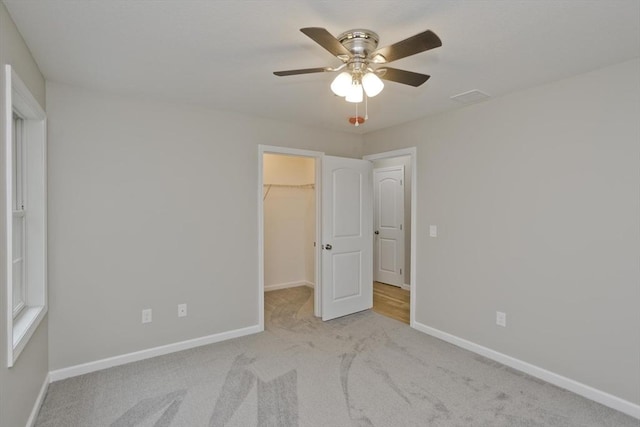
[5, 0, 640, 134]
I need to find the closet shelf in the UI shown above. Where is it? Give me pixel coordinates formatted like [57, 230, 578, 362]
[263, 183, 314, 189]
[263, 183, 314, 200]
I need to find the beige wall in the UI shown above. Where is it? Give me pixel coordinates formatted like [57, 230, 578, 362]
[263, 154, 315, 186]
[0, 3, 49, 426]
[372, 156, 412, 285]
[46, 82, 362, 370]
[363, 59, 640, 405]
[263, 154, 315, 288]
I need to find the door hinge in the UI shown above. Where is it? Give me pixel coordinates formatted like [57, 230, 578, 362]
[400, 224, 403, 230]
[400, 179, 403, 186]
[400, 268, 402, 275]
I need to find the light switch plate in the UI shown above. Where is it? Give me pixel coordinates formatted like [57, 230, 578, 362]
[429, 225, 438, 237]
[142, 309, 152, 324]
[496, 311, 506, 327]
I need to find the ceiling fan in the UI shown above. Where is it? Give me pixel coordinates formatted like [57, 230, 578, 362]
[274, 27, 442, 103]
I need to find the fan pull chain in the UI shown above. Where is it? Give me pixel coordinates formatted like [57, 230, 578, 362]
[355, 102, 359, 127]
[365, 95, 369, 121]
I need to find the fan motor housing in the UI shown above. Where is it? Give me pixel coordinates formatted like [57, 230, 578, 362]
[337, 29, 380, 57]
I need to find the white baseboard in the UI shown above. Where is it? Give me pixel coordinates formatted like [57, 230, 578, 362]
[401, 283, 411, 291]
[49, 324, 261, 382]
[265, 280, 314, 292]
[412, 321, 640, 419]
[26, 373, 49, 427]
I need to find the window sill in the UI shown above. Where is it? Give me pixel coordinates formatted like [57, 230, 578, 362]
[10, 304, 47, 366]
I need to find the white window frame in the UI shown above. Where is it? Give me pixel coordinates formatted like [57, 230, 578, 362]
[4, 65, 47, 367]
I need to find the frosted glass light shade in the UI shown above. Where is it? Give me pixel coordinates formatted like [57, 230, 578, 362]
[362, 72, 384, 97]
[345, 82, 363, 103]
[330, 72, 352, 97]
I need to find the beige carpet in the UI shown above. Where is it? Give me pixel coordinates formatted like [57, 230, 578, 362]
[35, 286, 638, 426]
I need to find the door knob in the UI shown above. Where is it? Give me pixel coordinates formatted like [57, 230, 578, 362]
[325, 244, 332, 250]
[374, 230, 379, 235]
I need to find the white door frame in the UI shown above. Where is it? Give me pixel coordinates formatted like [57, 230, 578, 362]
[258, 145, 323, 331]
[363, 147, 417, 327]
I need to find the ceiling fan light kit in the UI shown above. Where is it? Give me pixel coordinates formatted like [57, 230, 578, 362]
[274, 27, 442, 125]
[330, 71, 383, 101]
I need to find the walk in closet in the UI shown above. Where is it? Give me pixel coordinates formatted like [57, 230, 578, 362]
[263, 154, 316, 291]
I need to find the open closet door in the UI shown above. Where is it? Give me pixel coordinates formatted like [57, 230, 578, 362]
[321, 156, 373, 321]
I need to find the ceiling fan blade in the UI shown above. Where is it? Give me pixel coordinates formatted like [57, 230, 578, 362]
[300, 27, 352, 59]
[376, 67, 430, 87]
[370, 30, 441, 64]
[274, 67, 331, 76]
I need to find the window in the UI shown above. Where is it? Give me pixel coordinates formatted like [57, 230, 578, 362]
[12, 113, 26, 318]
[5, 65, 47, 367]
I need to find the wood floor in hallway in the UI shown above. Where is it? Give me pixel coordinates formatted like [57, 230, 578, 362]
[372, 281, 410, 324]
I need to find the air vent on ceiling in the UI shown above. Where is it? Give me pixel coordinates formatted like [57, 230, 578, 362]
[450, 89, 490, 104]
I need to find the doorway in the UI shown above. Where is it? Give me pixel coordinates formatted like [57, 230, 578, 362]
[258, 146, 417, 329]
[364, 148, 416, 326]
[258, 146, 322, 331]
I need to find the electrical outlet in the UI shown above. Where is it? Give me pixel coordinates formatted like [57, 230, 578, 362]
[178, 303, 187, 318]
[496, 311, 506, 327]
[142, 309, 152, 324]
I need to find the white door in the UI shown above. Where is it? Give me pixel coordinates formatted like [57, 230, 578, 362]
[373, 166, 405, 287]
[321, 156, 373, 321]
